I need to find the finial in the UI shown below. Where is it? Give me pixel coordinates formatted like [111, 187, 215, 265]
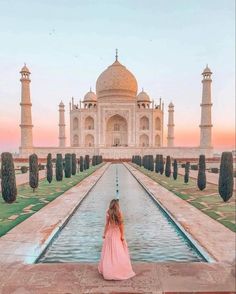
[115, 48, 118, 61]
[90, 86, 92, 92]
[142, 87, 144, 92]
[24, 62, 26, 66]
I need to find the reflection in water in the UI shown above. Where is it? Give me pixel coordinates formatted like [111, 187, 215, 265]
[38, 164, 204, 263]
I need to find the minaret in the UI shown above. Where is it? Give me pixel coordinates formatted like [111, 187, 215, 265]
[58, 101, 66, 147]
[200, 65, 213, 148]
[20, 64, 33, 149]
[167, 102, 175, 147]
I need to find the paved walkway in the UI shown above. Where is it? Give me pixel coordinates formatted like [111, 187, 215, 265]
[125, 163, 235, 263]
[178, 168, 236, 189]
[0, 262, 235, 293]
[0, 163, 110, 263]
[0, 169, 47, 191]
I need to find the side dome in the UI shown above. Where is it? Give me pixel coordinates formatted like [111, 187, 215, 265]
[83, 89, 97, 102]
[96, 59, 138, 98]
[137, 90, 150, 102]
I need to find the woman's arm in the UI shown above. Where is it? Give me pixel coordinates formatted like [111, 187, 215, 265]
[119, 222, 125, 241]
[119, 213, 125, 241]
[102, 212, 109, 238]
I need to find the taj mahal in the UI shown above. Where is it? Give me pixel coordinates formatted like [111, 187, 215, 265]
[19, 51, 213, 159]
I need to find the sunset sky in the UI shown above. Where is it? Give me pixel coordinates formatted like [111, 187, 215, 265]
[0, 0, 235, 153]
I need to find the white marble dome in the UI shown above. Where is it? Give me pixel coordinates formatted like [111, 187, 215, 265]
[137, 90, 150, 102]
[96, 59, 138, 98]
[84, 89, 97, 102]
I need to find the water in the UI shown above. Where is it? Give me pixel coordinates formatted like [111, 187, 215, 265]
[38, 164, 205, 263]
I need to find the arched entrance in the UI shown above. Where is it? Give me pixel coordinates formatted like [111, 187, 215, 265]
[106, 114, 128, 147]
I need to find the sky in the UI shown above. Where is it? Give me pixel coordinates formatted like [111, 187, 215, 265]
[0, 0, 235, 153]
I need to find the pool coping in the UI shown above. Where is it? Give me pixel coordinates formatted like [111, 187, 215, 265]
[124, 163, 236, 264]
[0, 163, 111, 264]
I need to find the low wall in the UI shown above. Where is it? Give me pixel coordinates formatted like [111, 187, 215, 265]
[19, 146, 214, 159]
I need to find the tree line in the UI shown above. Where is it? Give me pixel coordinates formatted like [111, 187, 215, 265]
[0, 153, 103, 203]
[132, 152, 234, 202]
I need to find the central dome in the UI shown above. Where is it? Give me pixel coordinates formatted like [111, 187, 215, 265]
[96, 59, 138, 98]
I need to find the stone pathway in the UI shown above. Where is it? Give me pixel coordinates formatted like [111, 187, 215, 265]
[0, 262, 235, 293]
[178, 168, 236, 190]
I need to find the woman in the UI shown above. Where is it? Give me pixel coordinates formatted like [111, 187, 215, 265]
[98, 199, 135, 280]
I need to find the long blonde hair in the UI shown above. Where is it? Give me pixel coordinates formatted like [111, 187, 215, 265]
[108, 199, 122, 225]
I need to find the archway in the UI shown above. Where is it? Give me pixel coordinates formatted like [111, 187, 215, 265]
[85, 116, 94, 130]
[73, 117, 78, 130]
[140, 116, 149, 130]
[155, 134, 161, 147]
[73, 134, 79, 147]
[155, 117, 161, 130]
[106, 114, 128, 147]
[139, 134, 149, 147]
[85, 134, 94, 147]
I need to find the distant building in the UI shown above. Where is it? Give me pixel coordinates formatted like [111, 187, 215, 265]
[19, 52, 213, 159]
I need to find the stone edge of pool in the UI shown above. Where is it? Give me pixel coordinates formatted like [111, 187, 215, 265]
[0, 163, 111, 264]
[124, 162, 236, 264]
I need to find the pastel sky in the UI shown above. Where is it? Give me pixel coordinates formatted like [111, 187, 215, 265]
[0, 0, 235, 153]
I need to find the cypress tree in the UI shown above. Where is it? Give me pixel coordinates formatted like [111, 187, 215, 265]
[92, 155, 96, 166]
[80, 156, 84, 172]
[155, 155, 160, 173]
[149, 155, 154, 171]
[72, 153, 77, 175]
[184, 162, 190, 184]
[159, 155, 164, 175]
[173, 159, 178, 180]
[1, 152, 17, 203]
[56, 153, 63, 181]
[165, 156, 171, 177]
[29, 153, 39, 192]
[197, 155, 206, 191]
[84, 155, 89, 169]
[64, 153, 72, 178]
[219, 152, 234, 202]
[46, 153, 53, 183]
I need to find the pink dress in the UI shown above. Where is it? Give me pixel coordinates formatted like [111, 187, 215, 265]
[98, 211, 136, 280]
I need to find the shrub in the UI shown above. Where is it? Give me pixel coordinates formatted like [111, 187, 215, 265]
[165, 156, 171, 177]
[21, 166, 28, 174]
[155, 155, 160, 173]
[29, 153, 39, 192]
[148, 155, 154, 171]
[181, 163, 186, 168]
[56, 154, 63, 181]
[197, 155, 206, 191]
[191, 164, 198, 170]
[46, 153, 53, 183]
[80, 156, 84, 172]
[64, 153, 72, 178]
[211, 167, 219, 173]
[184, 162, 190, 184]
[218, 152, 234, 202]
[92, 156, 96, 166]
[38, 164, 45, 170]
[72, 153, 77, 175]
[173, 159, 178, 180]
[159, 155, 164, 175]
[1, 152, 17, 203]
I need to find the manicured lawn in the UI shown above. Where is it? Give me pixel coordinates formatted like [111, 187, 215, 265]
[0, 164, 103, 237]
[132, 164, 236, 232]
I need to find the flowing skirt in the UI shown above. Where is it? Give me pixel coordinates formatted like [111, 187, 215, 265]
[98, 225, 135, 280]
